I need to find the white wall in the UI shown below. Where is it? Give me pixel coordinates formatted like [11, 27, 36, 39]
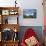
[0, 0, 44, 26]
[0, 0, 15, 7]
[18, 0, 44, 26]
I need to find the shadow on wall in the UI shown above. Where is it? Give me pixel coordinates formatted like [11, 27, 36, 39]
[18, 26, 43, 44]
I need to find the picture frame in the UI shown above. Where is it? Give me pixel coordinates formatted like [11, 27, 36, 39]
[9, 10, 15, 15]
[9, 10, 18, 15]
[2, 10, 9, 15]
[23, 9, 37, 18]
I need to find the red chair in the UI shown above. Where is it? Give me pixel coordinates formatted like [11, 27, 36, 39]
[21, 28, 41, 46]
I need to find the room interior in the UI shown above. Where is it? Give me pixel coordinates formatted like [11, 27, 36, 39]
[0, 0, 46, 46]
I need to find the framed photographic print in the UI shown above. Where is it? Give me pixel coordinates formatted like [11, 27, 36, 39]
[2, 10, 9, 15]
[9, 10, 15, 15]
[23, 9, 37, 18]
[9, 9, 18, 15]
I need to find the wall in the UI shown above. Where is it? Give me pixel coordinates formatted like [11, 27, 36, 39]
[18, 0, 44, 26]
[0, 0, 44, 26]
[0, 0, 15, 7]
